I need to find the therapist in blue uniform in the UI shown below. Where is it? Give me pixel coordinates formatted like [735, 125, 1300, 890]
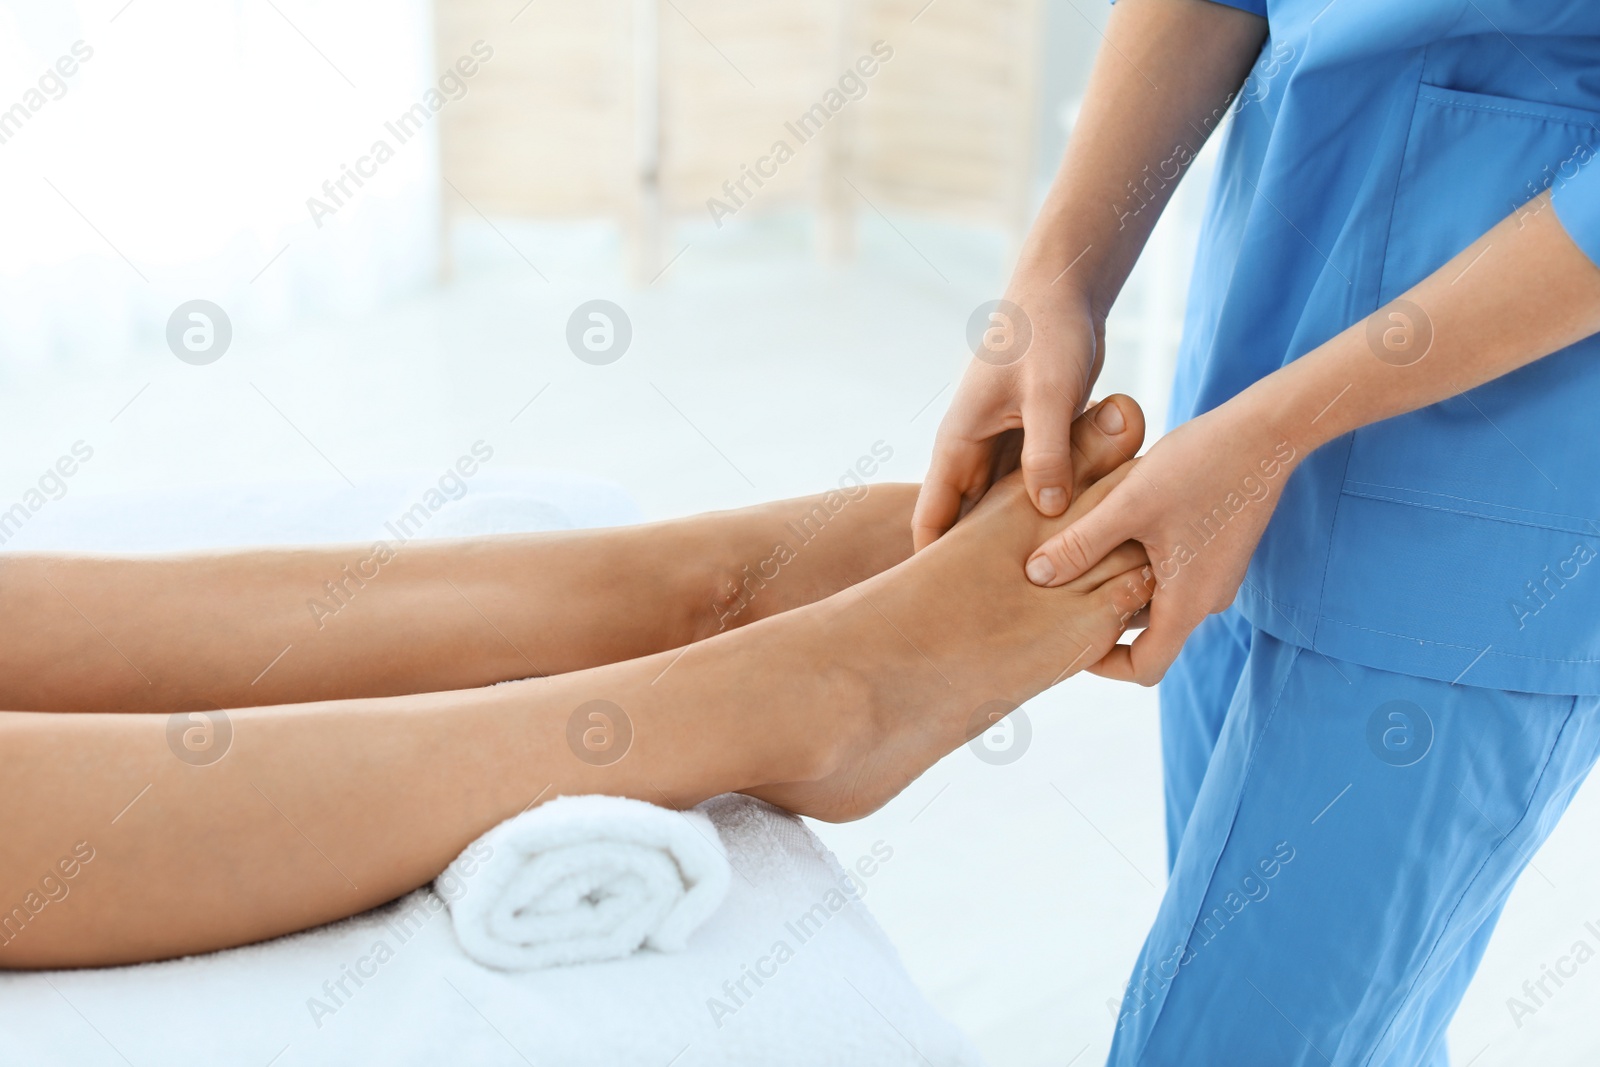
[914, 0, 1600, 1062]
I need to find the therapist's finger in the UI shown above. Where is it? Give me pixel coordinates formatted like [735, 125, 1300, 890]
[1018, 384, 1079, 517]
[1090, 598, 1205, 686]
[1024, 476, 1141, 587]
[912, 427, 994, 552]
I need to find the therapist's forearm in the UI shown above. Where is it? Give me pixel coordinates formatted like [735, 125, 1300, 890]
[1018, 0, 1267, 316]
[1244, 193, 1600, 454]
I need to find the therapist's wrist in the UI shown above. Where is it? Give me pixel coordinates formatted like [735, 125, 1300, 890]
[1199, 388, 1309, 486]
[1011, 220, 1123, 321]
[1231, 349, 1353, 460]
[1000, 251, 1102, 329]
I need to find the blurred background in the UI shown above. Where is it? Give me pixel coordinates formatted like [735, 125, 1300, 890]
[2, 1, 1596, 1064]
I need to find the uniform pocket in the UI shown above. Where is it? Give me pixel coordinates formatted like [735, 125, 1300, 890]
[1341, 83, 1600, 530]
[1377, 84, 1600, 302]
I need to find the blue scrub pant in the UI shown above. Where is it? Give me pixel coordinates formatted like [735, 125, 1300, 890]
[1106, 612, 1600, 1066]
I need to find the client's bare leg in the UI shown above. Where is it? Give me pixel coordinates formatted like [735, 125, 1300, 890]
[0, 485, 920, 713]
[0, 396, 1142, 716]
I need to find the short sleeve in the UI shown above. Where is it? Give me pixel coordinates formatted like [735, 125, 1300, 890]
[1111, 0, 1267, 14]
[1201, 0, 1267, 14]
[1552, 156, 1600, 270]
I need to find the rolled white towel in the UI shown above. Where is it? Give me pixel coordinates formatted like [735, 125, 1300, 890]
[439, 794, 732, 971]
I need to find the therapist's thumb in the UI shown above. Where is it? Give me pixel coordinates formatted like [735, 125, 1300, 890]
[1019, 389, 1077, 517]
[1025, 482, 1131, 588]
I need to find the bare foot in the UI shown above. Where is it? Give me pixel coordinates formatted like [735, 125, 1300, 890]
[678, 395, 1145, 641]
[520, 397, 1147, 818]
[740, 397, 1151, 821]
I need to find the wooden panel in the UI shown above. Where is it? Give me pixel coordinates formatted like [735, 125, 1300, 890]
[436, 0, 636, 217]
[848, 0, 1040, 226]
[654, 0, 838, 217]
[432, 0, 1044, 261]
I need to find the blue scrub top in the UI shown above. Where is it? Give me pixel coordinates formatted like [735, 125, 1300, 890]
[1165, 0, 1600, 693]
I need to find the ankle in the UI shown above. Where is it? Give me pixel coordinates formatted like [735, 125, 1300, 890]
[750, 601, 882, 788]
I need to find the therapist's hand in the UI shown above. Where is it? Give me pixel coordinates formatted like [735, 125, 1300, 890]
[911, 280, 1107, 551]
[1023, 397, 1302, 685]
[909, 0, 1268, 554]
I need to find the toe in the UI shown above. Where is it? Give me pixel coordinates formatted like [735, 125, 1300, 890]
[1061, 538, 1149, 593]
[1093, 559, 1157, 623]
[1069, 395, 1145, 495]
[1083, 561, 1157, 664]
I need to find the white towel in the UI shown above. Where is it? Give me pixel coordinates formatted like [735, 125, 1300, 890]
[442, 795, 732, 971]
